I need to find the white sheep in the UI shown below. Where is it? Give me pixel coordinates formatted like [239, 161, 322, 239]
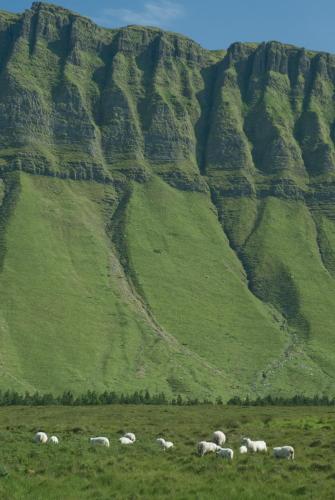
[34, 432, 48, 444]
[124, 433, 136, 443]
[212, 431, 226, 446]
[241, 437, 267, 453]
[216, 447, 234, 460]
[197, 441, 220, 456]
[163, 441, 174, 450]
[90, 437, 110, 447]
[273, 446, 294, 460]
[239, 445, 248, 454]
[156, 438, 174, 450]
[120, 436, 134, 445]
[48, 436, 59, 445]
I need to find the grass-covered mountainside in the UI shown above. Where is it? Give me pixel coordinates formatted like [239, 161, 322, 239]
[1, 2, 335, 399]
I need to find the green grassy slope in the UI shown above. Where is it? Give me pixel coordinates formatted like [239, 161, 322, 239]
[126, 178, 335, 395]
[1, 172, 335, 397]
[0, 172, 144, 392]
[126, 177, 288, 390]
[241, 197, 335, 393]
[0, 172, 242, 398]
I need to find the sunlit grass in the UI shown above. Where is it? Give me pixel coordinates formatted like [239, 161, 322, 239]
[0, 405, 333, 499]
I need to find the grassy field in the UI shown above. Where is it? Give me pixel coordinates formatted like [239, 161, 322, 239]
[0, 405, 333, 499]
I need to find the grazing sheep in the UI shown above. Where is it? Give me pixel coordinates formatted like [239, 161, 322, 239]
[241, 437, 267, 453]
[212, 431, 226, 446]
[163, 441, 174, 450]
[197, 441, 220, 456]
[216, 447, 234, 461]
[239, 445, 248, 454]
[48, 436, 59, 445]
[34, 432, 48, 444]
[90, 437, 110, 447]
[156, 438, 173, 450]
[124, 433, 136, 443]
[120, 436, 134, 445]
[273, 446, 295, 460]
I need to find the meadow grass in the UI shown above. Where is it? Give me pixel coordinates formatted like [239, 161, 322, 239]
[0, 405, 333, 499]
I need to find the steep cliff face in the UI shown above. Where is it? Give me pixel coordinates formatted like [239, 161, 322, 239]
[1, 3, 335, 397]
[1, 4, 335, 188]
[0, 2, 208, 185]
[1, 3, 335, 190]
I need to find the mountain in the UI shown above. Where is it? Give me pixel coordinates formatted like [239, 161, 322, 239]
[0, 2, 335, 399]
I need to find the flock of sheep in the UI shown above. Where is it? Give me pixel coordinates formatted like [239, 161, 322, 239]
[198, 430, 294, 460]
[34, 429, 294, 460]
[34, 431, 172, 450]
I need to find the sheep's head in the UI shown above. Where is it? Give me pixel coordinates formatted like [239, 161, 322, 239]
[241, 437, 250, 445]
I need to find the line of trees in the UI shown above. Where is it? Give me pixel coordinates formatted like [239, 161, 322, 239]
[0, 390, 218, 406]
[227, 394, 335, 406]
[0, 390, 333, 406]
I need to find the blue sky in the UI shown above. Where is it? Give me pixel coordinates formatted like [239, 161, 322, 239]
[3, 0, 335, 53]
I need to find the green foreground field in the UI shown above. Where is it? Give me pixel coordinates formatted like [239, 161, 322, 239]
[0, 406, 333, 499]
